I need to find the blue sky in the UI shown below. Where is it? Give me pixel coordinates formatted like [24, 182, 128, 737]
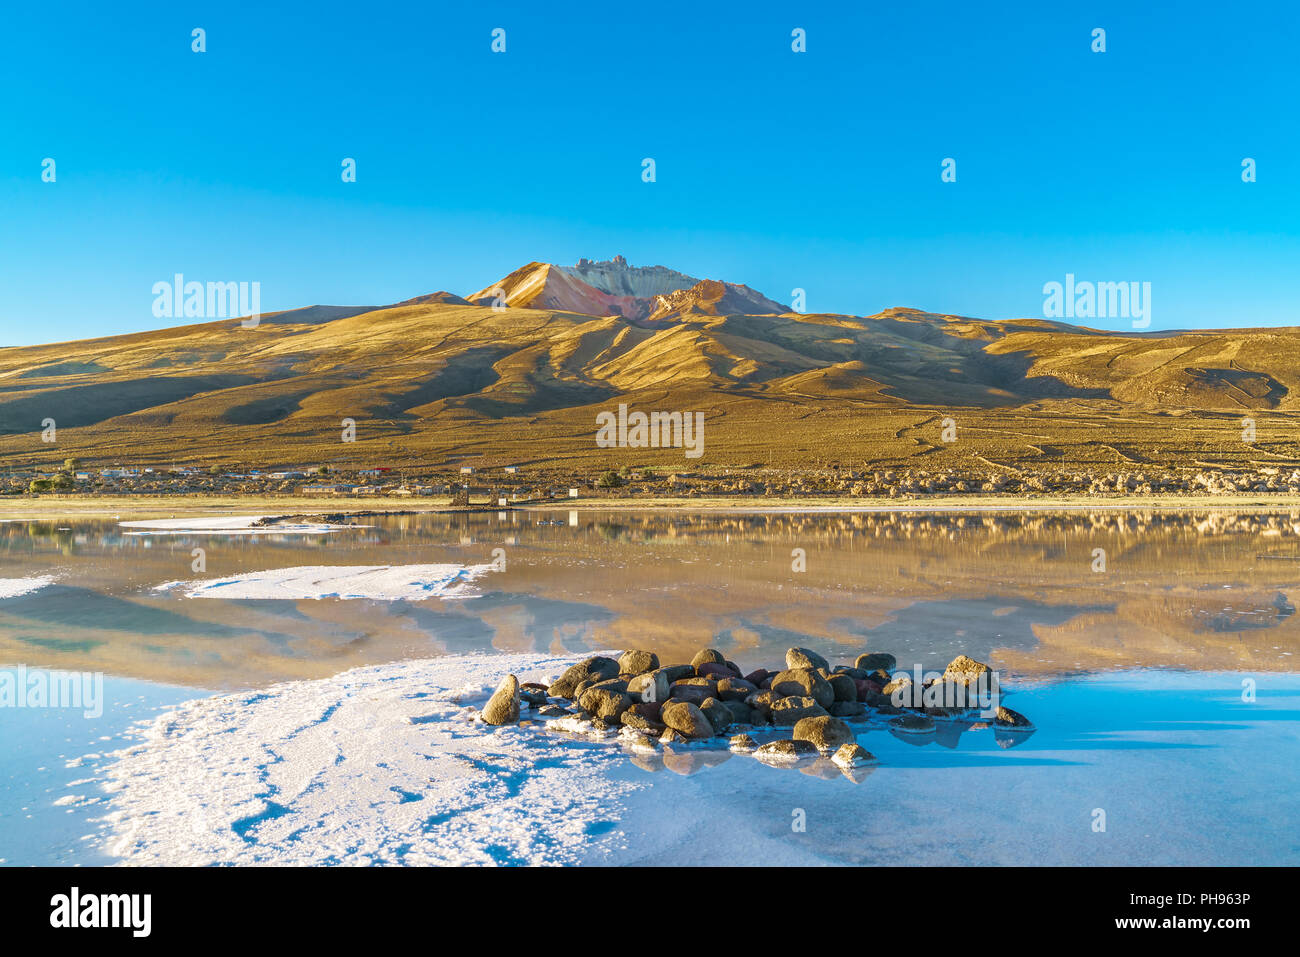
[3, 1, 1298, 345]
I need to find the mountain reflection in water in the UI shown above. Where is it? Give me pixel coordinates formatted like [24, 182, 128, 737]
[1, 509, 1298, 689]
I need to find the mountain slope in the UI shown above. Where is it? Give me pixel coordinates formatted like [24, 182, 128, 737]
[3, 258, 1300, 471]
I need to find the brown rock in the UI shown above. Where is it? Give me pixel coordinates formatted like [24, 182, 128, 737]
[770, 668, 835, 708]
[729, 733, 758, 753]
[855, 652, 897, 672]
[627, 669, 670, 704]
[716, 677, 758, 701]
[577, 687, 632, 723]
[618, 649, 660, 674]
[792, 715, 855, 752]
[690, 648, 725, 669]
[620, 711, 666, 733]
[661, 700, 715, 739]
[753, 738, 818, 762]
[785, 647, 830, 671]
[627, 700, 663, 721]
[548, 656, 619, 698]
[744, 689, 780, 717]
[699, 697, 733, 734]
[827, 673, 857, 702]
[668, 685, 713, 706]
[482, 674, 521, 725]
[769, 695, 830, 726]
[831, 743, 876, 768]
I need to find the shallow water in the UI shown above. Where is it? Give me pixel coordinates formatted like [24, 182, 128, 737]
[3, 508, 1300, 687]
[0, 670, 195, 865]
[600, 671, 1300, 866]
[1, 508, 1298, 865]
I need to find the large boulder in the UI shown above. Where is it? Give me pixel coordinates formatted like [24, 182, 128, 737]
[577, 687, 633, 723]
[661, 700, 715, 739]
[668, 684, 713, 706]
[626, 700, 663, 721]
[770, 668, 834, 709]
[482, 674, 521, 725]
[769, 695, 830, 726]
[855, 652, 897, 672]
[548, 656, 620, 698]
[699, 697, 733, 734]
[826, 673, 857, 702]
[928, 656, 999, 709]
[627, 669, 670, 704]
[785, 647, 830, 672]
[690, 648, 726, 669]
[716, 677, 757, 701]
[792, 715, 855, 752]
[745, 690, 780, 718]
[721, 699, 754, 724]
[618, 649, 660, 674]
[941, 654, 998, 692]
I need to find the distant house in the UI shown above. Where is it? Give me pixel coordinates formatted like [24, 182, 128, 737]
[269, 471, 305, 480]
[303, 483, 356, 495]
[100, 468, 139, 479]
[358, 468, 387, 477]
[503, 466, 518, 474]
[460, 466, 475, 475]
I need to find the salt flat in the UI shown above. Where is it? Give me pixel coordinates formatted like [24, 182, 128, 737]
[153, 563, 492, 601]
[88, 656, 1300, 866]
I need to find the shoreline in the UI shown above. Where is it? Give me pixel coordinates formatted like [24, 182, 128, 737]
[7, 492, 1300, 518]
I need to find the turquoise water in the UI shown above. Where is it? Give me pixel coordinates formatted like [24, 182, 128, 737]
[595, 671, 1300, 865]
[0, 670, 195, 865]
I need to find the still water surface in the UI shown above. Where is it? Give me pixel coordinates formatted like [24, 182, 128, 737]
[1, 509, 1297, 865]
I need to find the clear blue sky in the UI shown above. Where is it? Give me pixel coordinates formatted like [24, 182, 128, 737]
[3, 1, 1298, 345]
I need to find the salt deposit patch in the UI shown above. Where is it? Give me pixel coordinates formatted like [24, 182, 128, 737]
[120, 515, 365, 536]
[0, 575, 57, 599]
[154, 564, 492, 601]
[96, 654, 643, 865]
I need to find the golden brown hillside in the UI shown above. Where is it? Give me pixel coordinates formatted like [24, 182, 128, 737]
[2, 262, 1300, 473]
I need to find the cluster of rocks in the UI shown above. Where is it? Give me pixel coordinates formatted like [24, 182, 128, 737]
[480, 646, 1034, 774]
